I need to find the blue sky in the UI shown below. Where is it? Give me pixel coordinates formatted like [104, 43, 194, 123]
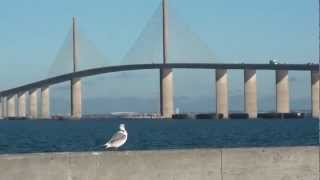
[0, 0, 318, 111]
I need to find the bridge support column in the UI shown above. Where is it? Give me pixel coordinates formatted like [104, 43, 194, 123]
[2, 97, 7, 118]
[41, 86, 50, 119]
[18, 92, 26, 118]
[0, 98, 2, 119]
[29, 89, 38, 119]
[244, 69, 257, 118]
[216, 69, 229, 119]
[276, 70, 289, 113]
[71, 78, 82, 119]
[7, 95, 16, 118]
[160, 68, 174, 118]
[311, 71, 319, 118]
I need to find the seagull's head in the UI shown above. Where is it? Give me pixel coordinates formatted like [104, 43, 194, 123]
[119, 124, 126, 131]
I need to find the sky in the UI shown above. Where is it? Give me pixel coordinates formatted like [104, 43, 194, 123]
[0, 0, 318, 113]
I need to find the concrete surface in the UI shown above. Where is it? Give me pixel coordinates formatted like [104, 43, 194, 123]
[18, 92, 26, 117]
[0, 98, 2, 118]
[244, 69, 257, 118]
[1, 146, 317, 180]
[7, 94, 16, 117]
[160, 68, 174, 118]
[162, 0, 169, 65]
[222, 146, 319, 180]
[216, 69, 229, 118]
[72, 16, 79, 73]
[29, 89, 38, 119]
[2, 96, 7, 118]
[41, 86, 50, 119]
[311, 71, 319, 118]
[276, 70, 290, 113]
[70, 17, 82, 119]
[71, 78, 82, 119]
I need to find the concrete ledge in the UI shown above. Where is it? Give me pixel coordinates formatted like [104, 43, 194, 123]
[222, 146, 319, 180]
[0, 146, 318, 180]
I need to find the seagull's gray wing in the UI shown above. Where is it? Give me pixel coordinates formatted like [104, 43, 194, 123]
[108, 131, 126, 144]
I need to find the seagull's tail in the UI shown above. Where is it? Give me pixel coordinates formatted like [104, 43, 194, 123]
[102, 143, 112, 149]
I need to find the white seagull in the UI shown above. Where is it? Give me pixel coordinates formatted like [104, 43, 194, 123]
[104, 124, 128, 150]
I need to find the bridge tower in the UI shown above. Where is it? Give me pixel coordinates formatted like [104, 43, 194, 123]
[70, 17, 82, 119]
[160, 0, 174, 118]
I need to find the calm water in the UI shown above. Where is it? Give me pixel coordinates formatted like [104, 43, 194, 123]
[0, 118, 318, 154]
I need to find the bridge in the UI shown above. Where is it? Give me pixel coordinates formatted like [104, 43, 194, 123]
[0, 62, 318, 119]
[0, 0, 319, 119]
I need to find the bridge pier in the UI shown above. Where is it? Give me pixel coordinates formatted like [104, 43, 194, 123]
[216, 69, 229, 119]
[276, 70, 290, 113]
[2, 97, 7, 118]
[29, 89, 38, 119]
[18, 92, 26, 118]
[0, 98, 2, 119]
[160, 68, 174, 118]
[71, 78, 82, 119]
[7, 94, 16, 118]
[41, 86, 50, 119]
[311, 71, 319, 118]
[244, 69, 257, 118]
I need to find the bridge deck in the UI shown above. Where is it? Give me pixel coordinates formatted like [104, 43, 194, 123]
[0, 63, 318, 96]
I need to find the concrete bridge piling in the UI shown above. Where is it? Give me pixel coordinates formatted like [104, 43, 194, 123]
[71, 78, 82, 119]
[7, 94, 16, 118]
[244, 69, 257, 118]
[160, 68, 174, 117]
[18, 92, 26, 118]
[29, 89, 38, 119]
[276, 70, 290, 113]
[0, 98, 2, 118]
[311, 71, 319, 118]
[215, 69, 229, 119]
[2, 97, 7, 118]
[41, 86, 50, 119]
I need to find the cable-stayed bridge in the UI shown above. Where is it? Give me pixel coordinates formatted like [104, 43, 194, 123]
[0, 0, 319, 119]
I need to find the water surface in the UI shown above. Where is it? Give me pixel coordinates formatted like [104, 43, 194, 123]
[0, 118, 318, 154]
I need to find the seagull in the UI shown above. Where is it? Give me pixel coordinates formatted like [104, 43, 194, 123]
[103, 124, 128, 150]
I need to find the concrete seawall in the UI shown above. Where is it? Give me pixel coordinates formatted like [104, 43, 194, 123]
[0, 146, 318, 180]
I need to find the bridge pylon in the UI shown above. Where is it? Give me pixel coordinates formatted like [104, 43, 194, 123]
[70, 17, 82, 119]
[160, 0, 174, 118]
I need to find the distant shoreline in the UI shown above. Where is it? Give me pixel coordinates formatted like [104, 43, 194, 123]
[0, 111, 317, 120]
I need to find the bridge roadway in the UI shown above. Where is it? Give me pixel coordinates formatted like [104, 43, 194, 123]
[0, 63, 318, 97]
